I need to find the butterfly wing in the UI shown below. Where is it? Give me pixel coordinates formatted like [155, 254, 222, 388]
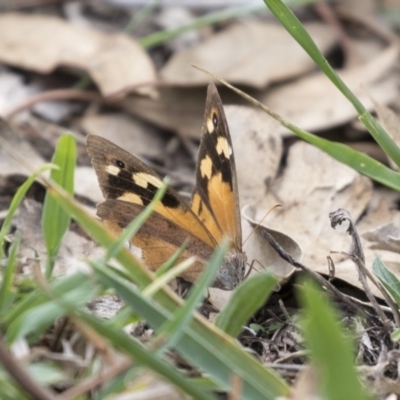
[191, 82, 242, 251]
[87, 135, 217, 249]
[96, 199, 222, 284]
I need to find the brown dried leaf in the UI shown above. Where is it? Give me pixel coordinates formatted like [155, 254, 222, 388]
[0, 13, 156, 97]
[242, 204, 300, 279]
[226, 105, 282, 206]
[118, 86, 214, 140]
[161, 21, 337, 88]
[0, 118, 45, 176]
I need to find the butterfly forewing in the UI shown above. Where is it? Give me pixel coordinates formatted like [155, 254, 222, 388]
[86, 135, 217, 248]
[191, 82, 242, 251]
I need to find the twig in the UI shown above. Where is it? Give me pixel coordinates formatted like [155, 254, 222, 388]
[57, 357, 132, 400]
[4, 89, 103, 119]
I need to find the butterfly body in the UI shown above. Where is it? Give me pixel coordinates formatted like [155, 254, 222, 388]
[87, 82, 245, 290]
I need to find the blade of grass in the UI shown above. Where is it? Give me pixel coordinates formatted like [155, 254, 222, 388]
[298, 279, 371, 400]
[143, 256, 195, 296]
[0, 234, 20, 314]
[155, 240, 229, 353]
[372, 257, 400, 307]
[263, 0, 400, 168]
[42, 134, 76, 278]
[216, 271, 278, 337]
[138, 4, 265, 48]
[6, 272, 96, 343]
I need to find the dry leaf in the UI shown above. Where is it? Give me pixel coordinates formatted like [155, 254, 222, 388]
[13, 199, 103, 278]
[0, 118, 45, 176]
[242, 204, 300, 279]
[0, 13, 156, 97]
[363, 223, 400, 252]
[119, 85, 217, 140]
[226, 105, 282, 206]
[161, 21, 337, 88]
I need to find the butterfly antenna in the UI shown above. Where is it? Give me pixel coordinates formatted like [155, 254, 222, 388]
[242, 204, 282, 247]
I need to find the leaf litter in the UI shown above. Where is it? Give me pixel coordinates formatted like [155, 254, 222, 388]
[0, 3, 400, 399]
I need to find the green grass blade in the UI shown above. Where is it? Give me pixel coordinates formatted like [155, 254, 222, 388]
[139, 5, 265, 49]
[143, 256, 194, 296]
[216, 271, 278, 337]
[0, 234, 20, 314]
[287, 124, 400, 191]
[372, 257, 400, 307]
[263, 0, 400, 168]
[299, 279, 371, 400]
[0, 165, 54, 260]
[42, 134, 76, 278]
[156, 240, 229, 352]
[155, 239, 189, 277]
[6, 272, 96, 343]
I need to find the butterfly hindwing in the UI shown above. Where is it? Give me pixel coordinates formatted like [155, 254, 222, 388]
[97, 199, 214, 283]
[191, 82, 242, 251]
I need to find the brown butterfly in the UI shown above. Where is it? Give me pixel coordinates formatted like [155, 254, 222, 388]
[86, 82, 246, 290]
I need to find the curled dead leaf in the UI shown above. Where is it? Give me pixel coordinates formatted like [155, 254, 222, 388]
[242, 204, 301, 279]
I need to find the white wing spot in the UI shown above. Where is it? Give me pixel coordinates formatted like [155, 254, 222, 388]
[119, 192, 143, 205]
[133, 172, 163, 189]
[106, 165, 120, 176]
[207, 118, 214, 134]
[216, 137, 231, 159]
[200, 155, 213, 179]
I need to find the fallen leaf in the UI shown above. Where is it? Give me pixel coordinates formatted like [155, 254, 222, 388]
[13, 199, 103, 278]
[161, 21, 337, 88]
[363, 223, 400, 252]
[0, 118, 45, 176]
[0, 13, 156, 97]
[226, 105, 282, 206]
[242, 204, 300, 279]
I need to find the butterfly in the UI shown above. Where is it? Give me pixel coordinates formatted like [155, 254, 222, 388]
[86, 82, 246, 290]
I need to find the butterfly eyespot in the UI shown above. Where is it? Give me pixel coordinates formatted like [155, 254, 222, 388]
[115, 159, 125, 169]
[212, 113, 218, 128]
